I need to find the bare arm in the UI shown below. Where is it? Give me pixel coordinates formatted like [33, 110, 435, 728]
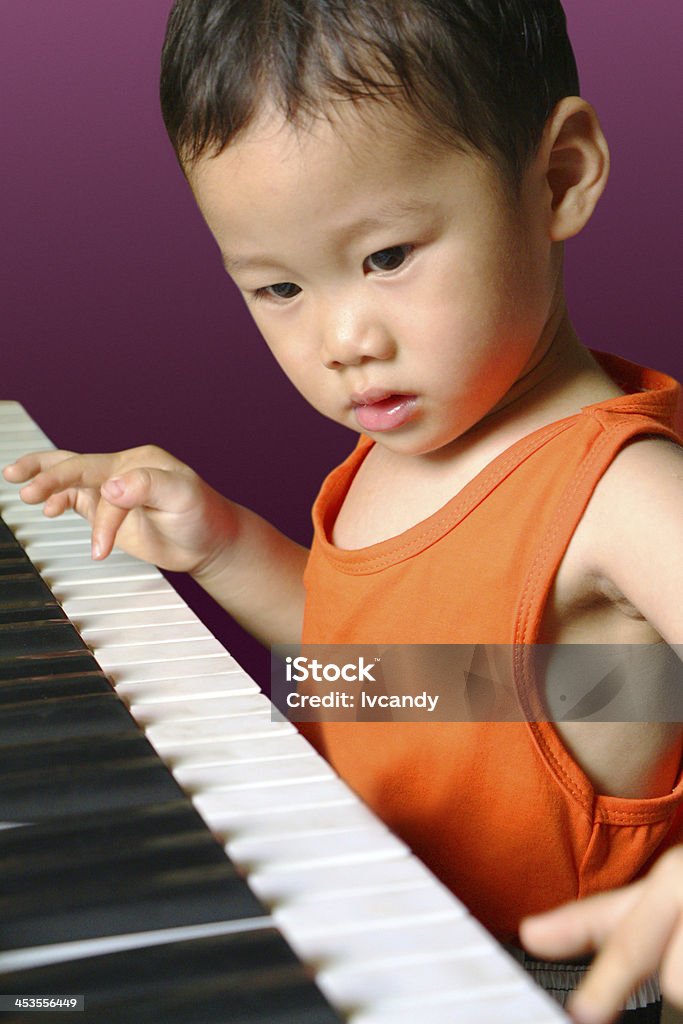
[191, 498, 308, 645]
[586, 437, 683, 647]
[521, 436, 683, 1021]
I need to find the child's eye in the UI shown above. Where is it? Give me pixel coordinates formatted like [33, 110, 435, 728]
[364, 245, 413, 273]
[254, 281, 302, 301]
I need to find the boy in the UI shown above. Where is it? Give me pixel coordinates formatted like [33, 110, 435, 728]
[4, 1, 683, 1020]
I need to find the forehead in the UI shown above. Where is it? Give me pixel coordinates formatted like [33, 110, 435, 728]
[187, 102, 506, 261]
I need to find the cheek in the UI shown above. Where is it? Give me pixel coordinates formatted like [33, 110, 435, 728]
[259, 330, 331, 405]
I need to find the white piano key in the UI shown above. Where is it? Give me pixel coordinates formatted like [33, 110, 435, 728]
[71, 606, 200, 632]
[167, 741, 315, 770]
[193, 777, 358, 824]
[31, 550, 137, 570]
[174, 753, 336, 794]
[166, 731, 328, 768]
[126, 688, 270, 720]
[225, 824, 408, 874]
[320, 948, 531, 1013]
[147, 714, 296, 759]
[0, 400, 35, 417]
[16, 524, 94, 545]
[250, 853, 434, 905]
[93, 637, 227, 667]
[0, 406, 47, 423]
[0, 505, 52, 526]
[25, 537, 95, 553]
[113, 674, 258, 703]
[291, 914, 484, 965]
[62, 591, 187, 618]
[0, 427, 51, 446]
[275, 885, 464, 949]
[19, 520, 92, 539]
[194, 784, 363, 834]
[219, 798, 398, 842]
[0, 492, 51, 509]
[59, 580, 186, 611]
[353, 992, 566, 1024]
[41, 562, 162, 585]
[131, 688, 272, 729]
[82, 620, 211, 648]
[104, 653, 246, 683]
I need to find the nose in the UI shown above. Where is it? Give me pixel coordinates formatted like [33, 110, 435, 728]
[318, 299, 396, 368]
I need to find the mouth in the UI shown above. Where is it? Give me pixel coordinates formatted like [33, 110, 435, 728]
[350, 390, 418, 432]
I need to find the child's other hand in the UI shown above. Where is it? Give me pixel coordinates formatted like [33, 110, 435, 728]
[3, 447, 235, 575]
[519, 848, 683, 1023]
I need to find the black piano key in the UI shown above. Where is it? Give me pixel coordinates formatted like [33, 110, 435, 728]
[1, 816, 247, 895]
[0, 619, 92, 659]
[0, 801, 206, 876]
[2, 840, 237, 899]
[0, 930, 342, 1024]
[0, 650, 104, 680]
[0, 861, 267, 950]
[0, 670, 112, 705]
[0, 731, 152, 776]
[0, 691, 140, 745]
[0, 557, 34, 573]
[111, 972, 343, 1024]
[0, 803, 232, 883]
[0, 518, 24, 548]
[0, 754, 184, 821]
[0, 516, 27, 542]
[0, 572, 63, 612]
[0, 603, 68, 624]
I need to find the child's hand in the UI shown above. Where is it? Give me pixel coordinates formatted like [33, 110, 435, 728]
[3, 447, 235, 575]
[519, 848, 683, 1023]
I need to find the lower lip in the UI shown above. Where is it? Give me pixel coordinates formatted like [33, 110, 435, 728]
[353, 395, 418, 432]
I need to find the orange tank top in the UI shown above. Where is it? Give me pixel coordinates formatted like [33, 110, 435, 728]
[300, 352, 683, 941]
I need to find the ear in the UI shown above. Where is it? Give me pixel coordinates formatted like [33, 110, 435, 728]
[541, 97, 610, 241]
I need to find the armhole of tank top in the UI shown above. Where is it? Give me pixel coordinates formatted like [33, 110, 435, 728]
[511, 417, 683, 809]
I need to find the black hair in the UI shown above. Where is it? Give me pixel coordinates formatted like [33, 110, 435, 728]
[160, 0, 580, 188]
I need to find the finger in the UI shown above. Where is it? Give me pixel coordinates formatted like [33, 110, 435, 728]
[519, 885, 643, 960]
[568, 887, 680, 1024]
[42, 491, 78, 518]
[91, 497, 130, 560]
[100, 467, 197, 514]
[93, 468, 198, 559]
[17, 453, 117, 504]
[3, 449, 76, 483]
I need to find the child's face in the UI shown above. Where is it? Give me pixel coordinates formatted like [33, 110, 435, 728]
[189, 103, 560, 458]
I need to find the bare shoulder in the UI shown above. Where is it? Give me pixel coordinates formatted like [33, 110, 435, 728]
[583, 436, 683, 545]
[592, 435, 683, 501]
[574, 435, 683, 642]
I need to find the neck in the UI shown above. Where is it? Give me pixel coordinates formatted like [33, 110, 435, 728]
[424, 306, 619, 471]
[484, 307, 579, 425]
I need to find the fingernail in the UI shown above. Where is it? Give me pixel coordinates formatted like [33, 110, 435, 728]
[92, 539, 102, 560]
[102, 477, 124, 498]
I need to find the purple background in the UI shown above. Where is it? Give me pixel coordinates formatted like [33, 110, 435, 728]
[2, 2, 681, 685]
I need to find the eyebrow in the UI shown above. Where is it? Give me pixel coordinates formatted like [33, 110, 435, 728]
[221, 196, 433, 275]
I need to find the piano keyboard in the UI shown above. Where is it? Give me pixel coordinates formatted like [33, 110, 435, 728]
[0, 400, 567, 1023]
